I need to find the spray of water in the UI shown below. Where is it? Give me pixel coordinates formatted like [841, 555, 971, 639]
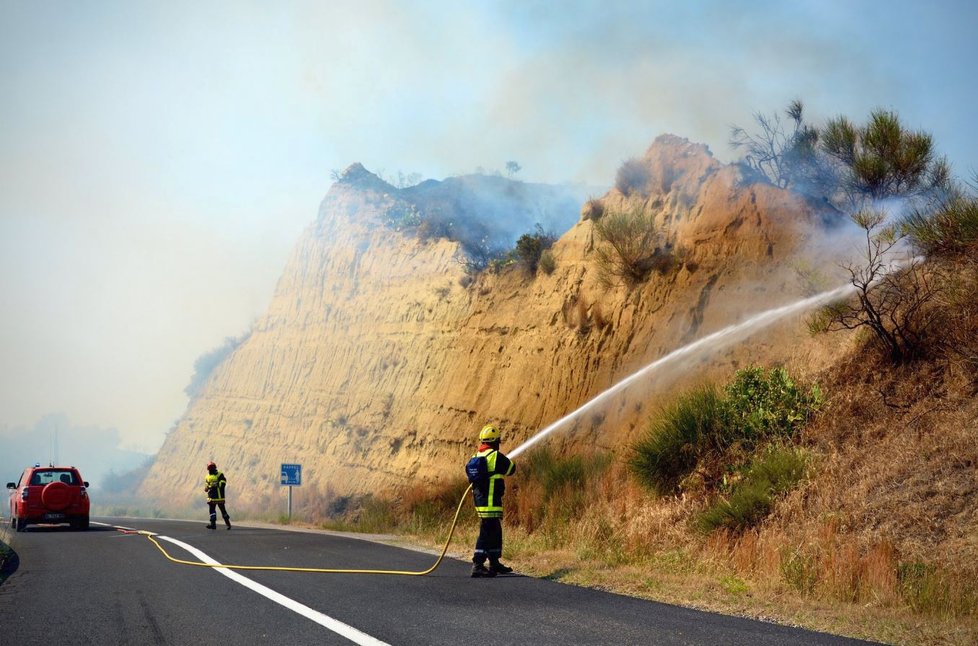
[509, 282, 855, 458]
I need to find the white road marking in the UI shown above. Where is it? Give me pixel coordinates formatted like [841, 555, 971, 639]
[108, 526, 390, 646]
[93, 521, 137, 531]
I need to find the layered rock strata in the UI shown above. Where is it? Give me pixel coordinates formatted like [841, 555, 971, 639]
[140, 135, 841, 510]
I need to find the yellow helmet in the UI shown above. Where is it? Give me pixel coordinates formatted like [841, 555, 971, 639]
[479, 424, 501, 442]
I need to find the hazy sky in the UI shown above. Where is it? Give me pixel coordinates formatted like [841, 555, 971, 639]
[1, 1, 975, 454]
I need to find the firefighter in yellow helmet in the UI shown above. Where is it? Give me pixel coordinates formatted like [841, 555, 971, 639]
[204, 461, 232, 530]
[466, 424, 516, 577]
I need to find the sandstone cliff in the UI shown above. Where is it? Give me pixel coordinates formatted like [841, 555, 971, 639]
[140, 135, 842, 511]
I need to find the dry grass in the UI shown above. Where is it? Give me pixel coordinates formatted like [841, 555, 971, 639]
[799, 358, 978, 559]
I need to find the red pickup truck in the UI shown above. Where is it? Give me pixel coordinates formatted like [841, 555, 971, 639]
[7, 464, 91, 531]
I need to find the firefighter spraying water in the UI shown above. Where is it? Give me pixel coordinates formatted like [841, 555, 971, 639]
[465, 424, 516, 577]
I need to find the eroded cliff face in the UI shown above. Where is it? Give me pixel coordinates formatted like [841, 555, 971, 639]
[140, 135, 842, 511]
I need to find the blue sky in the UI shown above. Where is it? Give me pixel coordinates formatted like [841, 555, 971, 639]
[1, 0, 975, 454]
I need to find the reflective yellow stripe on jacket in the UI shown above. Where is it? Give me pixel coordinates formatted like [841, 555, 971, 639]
[474, 449, 515, 518]
[205, 472, 226, 502]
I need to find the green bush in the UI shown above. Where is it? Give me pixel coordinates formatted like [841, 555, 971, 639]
[698, 478, 774, 531]
[628, 385, 726, 494]
[629, 367, 821, 496]
[696, 446, 808, 532]
[723, 366, 823, 443]
[749, 444, 809, 489]
[514, 225, 556, 274]
[592, 206, 666, 286]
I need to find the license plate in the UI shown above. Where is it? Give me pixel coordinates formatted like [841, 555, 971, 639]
[43, 513, 65, 520]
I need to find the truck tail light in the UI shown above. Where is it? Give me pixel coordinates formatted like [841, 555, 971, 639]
[80, 486, 88, 498]
[21, 489, 28, 501]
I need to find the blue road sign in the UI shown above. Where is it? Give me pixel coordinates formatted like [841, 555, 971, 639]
[281, 463, 302, 486]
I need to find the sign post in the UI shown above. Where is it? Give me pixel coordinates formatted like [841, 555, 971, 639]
[280, 463, 302, 520]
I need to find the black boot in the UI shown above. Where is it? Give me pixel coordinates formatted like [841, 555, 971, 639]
[224, 515, 232, 530]
[471, 562, 496, 578]
[489, 561, 513, 575]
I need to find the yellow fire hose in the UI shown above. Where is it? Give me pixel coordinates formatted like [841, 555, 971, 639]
[122, 484, 472, 576]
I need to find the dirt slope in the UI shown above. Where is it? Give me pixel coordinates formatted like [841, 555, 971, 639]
[139, 135, 841, 511]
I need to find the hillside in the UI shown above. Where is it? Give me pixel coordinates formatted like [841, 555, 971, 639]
[139, 135, 843, 511]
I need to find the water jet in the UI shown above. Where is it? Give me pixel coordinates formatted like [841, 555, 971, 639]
[510, 283, 854, 458]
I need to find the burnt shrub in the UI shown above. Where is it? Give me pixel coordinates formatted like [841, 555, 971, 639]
[615, 158, 651, 196]
[581, 197, 605, 221]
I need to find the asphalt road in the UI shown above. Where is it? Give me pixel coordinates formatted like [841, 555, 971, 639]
[0, 516, 876, 645]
